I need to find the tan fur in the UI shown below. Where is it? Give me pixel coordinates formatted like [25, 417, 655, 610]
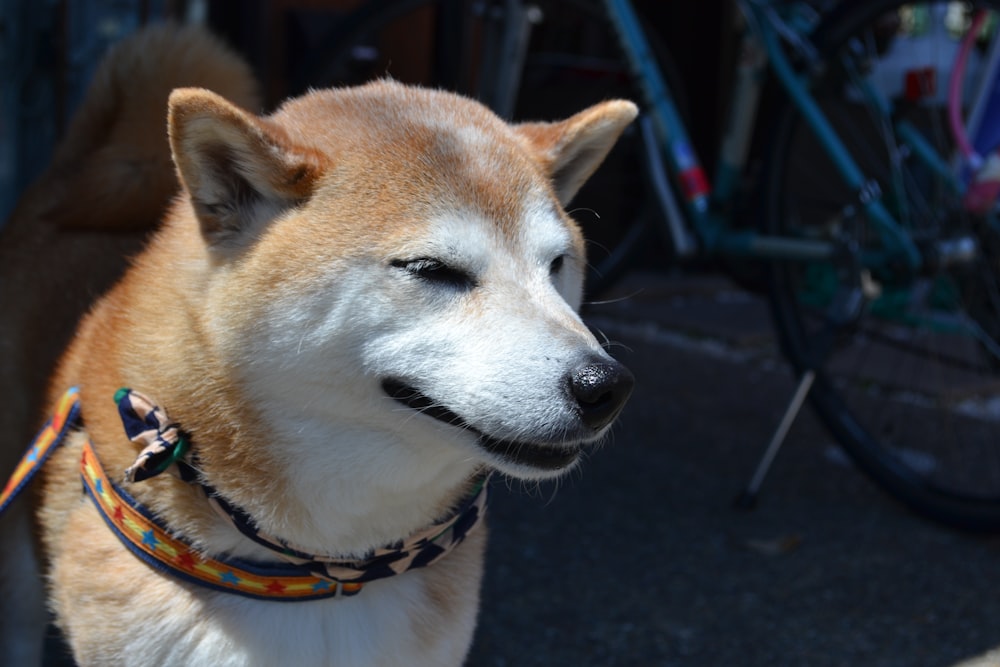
[3, 24, 636, 667]
[0, 23, 260, 666]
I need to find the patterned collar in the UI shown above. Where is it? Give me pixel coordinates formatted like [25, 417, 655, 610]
[2, 387, 489, 601]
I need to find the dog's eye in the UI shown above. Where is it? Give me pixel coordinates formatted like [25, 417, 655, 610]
[549, 255, 565, 275]
[391, 258, 476, 289]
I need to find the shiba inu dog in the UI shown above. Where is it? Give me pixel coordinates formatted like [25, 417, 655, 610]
[1, 23, 636, 667]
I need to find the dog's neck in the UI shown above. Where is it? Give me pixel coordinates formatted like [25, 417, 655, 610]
[238, 411, 485, 558]
[108, 386, 486, 564]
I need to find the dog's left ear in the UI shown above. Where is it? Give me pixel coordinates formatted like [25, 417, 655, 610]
[516, 100, 638, 206]
[168, 87, 326, 249]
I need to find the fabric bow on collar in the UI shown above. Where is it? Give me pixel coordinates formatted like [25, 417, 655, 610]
[117, 388, 190, 483]
[110, 387, 490, 597]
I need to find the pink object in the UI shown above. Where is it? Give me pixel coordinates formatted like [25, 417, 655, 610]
[964, 152, 1000, 213]
[949, 10, 988, 168]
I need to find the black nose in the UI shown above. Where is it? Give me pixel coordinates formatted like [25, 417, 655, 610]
[569, 357, 634, 431]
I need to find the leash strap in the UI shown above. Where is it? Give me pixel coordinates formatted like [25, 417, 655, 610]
[2, 387, 488, 602]
[0, 388, 81, 515]
[80, 440, 361, 601]
[0, 388, 356, 600]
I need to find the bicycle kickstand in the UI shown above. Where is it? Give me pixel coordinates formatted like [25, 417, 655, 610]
[734, 368, 816, 509]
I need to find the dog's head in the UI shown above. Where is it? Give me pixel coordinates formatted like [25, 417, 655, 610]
[168, 81, 636, 482]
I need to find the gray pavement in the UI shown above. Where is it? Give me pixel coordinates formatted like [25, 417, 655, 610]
[467, 269, 1000, 667]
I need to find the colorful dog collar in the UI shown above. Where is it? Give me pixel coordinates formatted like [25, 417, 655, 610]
[1, 387, 489, 602]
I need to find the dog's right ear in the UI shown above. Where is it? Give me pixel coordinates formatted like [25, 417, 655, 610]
[168, 88, 325, 249]
[515, 99, 638, 206]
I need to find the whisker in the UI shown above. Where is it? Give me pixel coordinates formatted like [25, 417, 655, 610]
[589, 325, 612, 348]
[583, 287, 644, 306]
[567, 207, 601, 220]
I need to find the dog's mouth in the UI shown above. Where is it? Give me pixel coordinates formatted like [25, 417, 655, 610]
[381, 379, 580, 471]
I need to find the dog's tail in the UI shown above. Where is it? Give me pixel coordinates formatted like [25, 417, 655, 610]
[11, 22, 261, 232]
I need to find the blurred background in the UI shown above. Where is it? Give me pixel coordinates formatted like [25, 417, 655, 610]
[0, 0, 728, 224]
[5, 1, 1000, 665]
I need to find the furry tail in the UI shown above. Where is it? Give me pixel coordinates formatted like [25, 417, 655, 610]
[15, 22, 261, 231]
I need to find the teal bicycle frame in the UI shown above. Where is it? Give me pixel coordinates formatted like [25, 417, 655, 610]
[602, 0, 927, 269]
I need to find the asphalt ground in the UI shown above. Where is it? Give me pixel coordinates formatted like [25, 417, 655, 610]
[466, 269, 1000, 667]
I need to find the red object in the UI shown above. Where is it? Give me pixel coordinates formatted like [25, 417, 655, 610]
[679, 167, 711, 201]
[963, 178, 1000, 213]
[905, 67, 937, 102]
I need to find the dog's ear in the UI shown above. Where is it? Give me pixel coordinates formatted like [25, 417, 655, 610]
[168, 88, 325, 248]
[516, 100, 638, 206]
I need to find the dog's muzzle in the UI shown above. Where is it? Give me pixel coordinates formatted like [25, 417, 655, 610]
[382, 355, 633, 471]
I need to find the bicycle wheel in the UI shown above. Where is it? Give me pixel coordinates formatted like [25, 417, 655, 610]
[764, 0, 1000, 529]
[301, 0, 683, 296]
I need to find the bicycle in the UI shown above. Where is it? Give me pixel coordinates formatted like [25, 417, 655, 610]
[302, 0, 1000, 531]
